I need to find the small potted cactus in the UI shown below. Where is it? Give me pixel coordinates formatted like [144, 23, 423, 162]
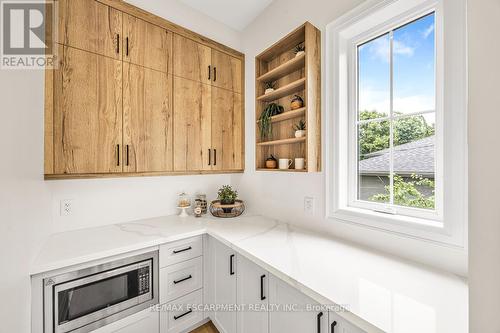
[293, 119, 306, 138]
[264, 81, 276, 94]
[294, 43, 305, 57]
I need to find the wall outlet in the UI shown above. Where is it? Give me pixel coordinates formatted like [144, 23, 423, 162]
[304, 197, 314, 216]
[60, 199, 74, 216]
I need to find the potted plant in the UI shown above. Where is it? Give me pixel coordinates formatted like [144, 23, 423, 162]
[265, 154, 278, 169]
[258, 103, 284, 140]
[217, 185, 238, 213]
[293, 119, 306, 138]
[290, 95, 304, 110]
[264, 81, 276, 94]
[294, 43, 305, 57]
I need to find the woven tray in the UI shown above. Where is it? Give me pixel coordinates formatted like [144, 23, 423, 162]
[209, 200, 245, 218]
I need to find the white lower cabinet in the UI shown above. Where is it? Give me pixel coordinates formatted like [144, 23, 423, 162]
[161, 289, 204, 333]
[160, 256, 203, 303]
[236, 255, 269, 333]
[92, 308, 159, 333]
[268, 274, 328, 333]
[329, 312, 366, 333]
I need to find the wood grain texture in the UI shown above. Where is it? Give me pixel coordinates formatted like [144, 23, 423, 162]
[212, 50, 242, 93]
[173, 34, 212, 84]
[58, 0, 122, 59]
[123, 63, 173, 172]
[54, 45, 122, 174]
[212, 88, 243, 170]
[190, 321, 219, 333]
[123, 14, 172, 73]
[44, 169, 243, 180]
[173, 77, 212, 171]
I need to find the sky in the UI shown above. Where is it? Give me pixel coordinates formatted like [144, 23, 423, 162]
[358, 13, 436, 118]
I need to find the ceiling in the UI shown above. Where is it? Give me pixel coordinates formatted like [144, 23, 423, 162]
[178, 0, 274, 31]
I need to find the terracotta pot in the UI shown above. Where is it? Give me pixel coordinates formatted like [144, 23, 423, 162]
[265, 160, 277, 169]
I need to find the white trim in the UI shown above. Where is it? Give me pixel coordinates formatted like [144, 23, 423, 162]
[326, 0, 467, 247]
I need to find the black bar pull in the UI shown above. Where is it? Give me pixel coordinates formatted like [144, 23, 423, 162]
[173, 246, 192, 254]
[173, 275, 192, 284]
[317, 312, 324, 333]
[213, 67, 217, 81]
[173, 309, 192, 320]
[208, 65, 211, 80]
[208, 149, 211, 165]
[116, 34, 120, 54]
[230, 254, 235, 275]
[126, 145, 130, 166]
[116, 144, 120, 166]
[214, 149, 217, 166]
[126, 37, 129, 56]
[331, 321, 337, 333]
[260, 274, 266, 300]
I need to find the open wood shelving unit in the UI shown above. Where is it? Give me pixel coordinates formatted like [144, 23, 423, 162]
[255, 22, 321, 172]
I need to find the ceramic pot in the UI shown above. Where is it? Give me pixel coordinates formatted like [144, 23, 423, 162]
[295, 130, 306, 138]
[265, 160, 277, 169]
[291, 99, 304, 110]
[295, 51, 305, 57]
[265, 88, 274, 94]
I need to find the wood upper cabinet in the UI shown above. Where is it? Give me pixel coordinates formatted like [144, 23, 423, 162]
[123, 63, 173, 173]
[58, 0, 122, 59]
[211, 88, 244, 170]
[173, 77, 212, 171]
[123, 14, 172, 73]
[212, 50, 242, 93]
[173, 34, 212, 84]
[53, 45, 123, 174]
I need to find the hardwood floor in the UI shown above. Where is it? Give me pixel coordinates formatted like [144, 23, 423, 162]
[190, 321, 219, 333]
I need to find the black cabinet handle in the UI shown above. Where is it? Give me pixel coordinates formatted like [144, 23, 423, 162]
[317, 312, 324, 333]
[230, 254, 235, 275]
[260, 274, 266, 300]
[208, 65, 211, 80]
[126, 145, 130, 166]
[116, 144, 120, 166]
[214, 149, 217, 166]
[173, 246, 192, 254]
[173, 309, 192, 320]
[208, 149, 211, 165]
[116, 34, 120, 54]
[126, 37, 129, 56]
[331, 321, 337, 333]
[213, 67, 217, 82]
[173, 275, 192, 284]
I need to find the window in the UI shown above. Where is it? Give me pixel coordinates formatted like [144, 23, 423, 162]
[327, 0, 467, 246]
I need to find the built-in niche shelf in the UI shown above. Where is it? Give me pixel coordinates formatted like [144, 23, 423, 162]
[255, 22, 321, 172]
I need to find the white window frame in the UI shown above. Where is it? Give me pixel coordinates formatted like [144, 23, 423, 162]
[326, 0, 467, 246]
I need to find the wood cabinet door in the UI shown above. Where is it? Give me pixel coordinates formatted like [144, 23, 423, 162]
[173, 77, 212, 171]
[123, 14, 172, 73]
[212, 50, 242, 93]
[54, 46, 122, 174]
[173, 34, 212, 84]
[123, 63, 173, 173]
[212, 88, 243, 171]
[58, 0, 122, 59]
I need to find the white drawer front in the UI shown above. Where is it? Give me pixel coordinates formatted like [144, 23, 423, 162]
[160, 289, 204, 333]
[160, 257, 203, 303]
[160, 236, 203, 267]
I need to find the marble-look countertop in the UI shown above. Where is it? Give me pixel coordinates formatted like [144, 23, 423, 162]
[32, 214, 467, 333]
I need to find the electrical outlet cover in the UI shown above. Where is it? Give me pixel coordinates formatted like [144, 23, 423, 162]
[304, 197, 314, 215]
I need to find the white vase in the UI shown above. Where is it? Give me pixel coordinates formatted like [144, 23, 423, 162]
[295, 130, 306, 138]
[265, 88, 274, 94]
[295, 51, 305, 57]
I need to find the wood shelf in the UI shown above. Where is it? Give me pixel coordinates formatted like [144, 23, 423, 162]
[256, 107, 306, 124]
[256, 168, 307, 172]
[257, 78, 306, 102]
[257, 137, 306, 146]
[257, 53, 306, 82]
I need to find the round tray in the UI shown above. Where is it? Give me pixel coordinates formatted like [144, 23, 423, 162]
[210, 200, 245, 218]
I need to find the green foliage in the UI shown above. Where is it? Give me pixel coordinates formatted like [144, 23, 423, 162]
[265, 81, 276, 90]
[371, 174, 435, 209]
[359, 110, 435, 159]
[293, 43, 305, 54]
[218, 185, 238, 202]
[293, 119, 306, 131]
[258, 103, 284, 140]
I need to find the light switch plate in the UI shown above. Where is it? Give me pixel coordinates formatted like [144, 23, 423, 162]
[304, 197, 314, 216]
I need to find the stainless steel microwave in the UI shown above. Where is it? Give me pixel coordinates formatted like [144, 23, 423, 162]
[43, 251, 158, 333]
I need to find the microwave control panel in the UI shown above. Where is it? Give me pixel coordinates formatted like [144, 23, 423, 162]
[138, 266, 150, 295]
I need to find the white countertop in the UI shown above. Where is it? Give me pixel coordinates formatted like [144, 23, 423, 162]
[32, 214, 468, 333]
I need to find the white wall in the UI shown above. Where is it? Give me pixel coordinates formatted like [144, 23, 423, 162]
[233, 0, 468, 276]
[468, 0, 500, 331]
[0, 1, 241, 332]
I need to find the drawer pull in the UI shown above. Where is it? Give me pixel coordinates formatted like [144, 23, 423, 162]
[331, 321, 337, 333]
[173, 246, 192, 254]
[260, 274, 266, 300]
[230, 254, 235, 275]
[173, 309, 192, 320]
[317, 312, 324, 333]
[173, 275, 192, 284]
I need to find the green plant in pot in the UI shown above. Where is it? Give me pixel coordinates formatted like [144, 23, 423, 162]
[264, 81, 276, 94]
[258, 103, 284, 140]
[293, 119, 306, 138]
[218, 185, 238, 213]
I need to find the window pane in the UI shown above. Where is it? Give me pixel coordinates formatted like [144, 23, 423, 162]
[392, 113, 435, 209]
[358, 121, 390, 203]
[358, 33, 390, 121]
[393, 13, 436, 115]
